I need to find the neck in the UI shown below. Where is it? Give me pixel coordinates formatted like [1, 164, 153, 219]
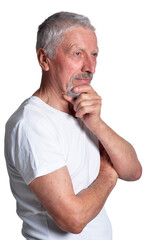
[33, 72, 72, 115]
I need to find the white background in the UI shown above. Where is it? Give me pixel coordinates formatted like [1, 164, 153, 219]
[0, 0, 160, 239]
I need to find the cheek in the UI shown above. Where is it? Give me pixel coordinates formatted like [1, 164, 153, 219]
[56, 64, 76, 90]
[64, 61, 82, 79]
[55, 58, 83, 89]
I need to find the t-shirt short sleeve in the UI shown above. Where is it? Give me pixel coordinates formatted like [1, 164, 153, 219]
[14, 111, 66, 185]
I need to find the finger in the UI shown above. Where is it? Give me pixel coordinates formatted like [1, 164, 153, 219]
[75, 104, 100, 118]
[75, 99, 101, 113]
[73, 84, 96, 95]
[74, 93, 101, 111]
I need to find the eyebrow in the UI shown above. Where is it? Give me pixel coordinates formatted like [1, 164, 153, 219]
[93, 49, 99, 53]
[75, 46, 99, 52]
[69, 45, 99, 53]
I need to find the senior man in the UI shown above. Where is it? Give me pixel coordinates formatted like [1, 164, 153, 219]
[5, 12, 142, 240]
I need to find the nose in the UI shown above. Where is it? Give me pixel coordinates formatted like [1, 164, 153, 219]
[81, 56, 96, 74]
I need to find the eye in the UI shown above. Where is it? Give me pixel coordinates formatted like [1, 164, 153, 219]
[92, 52, 98, 57]
[74, 52, 81, 56]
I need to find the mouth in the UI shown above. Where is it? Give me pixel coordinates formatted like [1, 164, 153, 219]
[73, 78, 91, 85]
[66, 73, 93, 98]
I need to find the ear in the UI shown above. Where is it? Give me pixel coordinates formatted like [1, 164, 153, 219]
[37, 48, 50, 71]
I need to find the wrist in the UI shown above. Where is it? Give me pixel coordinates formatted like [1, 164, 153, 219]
[100, 169, 118, 186]
[91, 119, 105, 136]
[97, 170, 118, 192]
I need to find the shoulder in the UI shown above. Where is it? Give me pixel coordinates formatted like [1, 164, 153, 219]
[5, 97, 54, 138]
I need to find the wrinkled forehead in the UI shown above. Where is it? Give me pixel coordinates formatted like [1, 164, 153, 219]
[61, 26, 98, 51]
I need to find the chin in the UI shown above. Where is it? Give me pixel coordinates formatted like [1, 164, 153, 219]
[67, 89, 81, 99]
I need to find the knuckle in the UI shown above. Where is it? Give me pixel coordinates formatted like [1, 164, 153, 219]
[81, 100, 86, 106]
[78, 101, 86, 109]
[80, 93, 87, 99]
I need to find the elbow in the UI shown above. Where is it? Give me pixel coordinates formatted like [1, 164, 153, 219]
[125, 144, 142, 181]
[125, 163, 142, 181]
[130, 158, 143, 181]
[69, 210, 87, 234]
[69, 223, 84, 234]
[52, 207, 85, 234]
[119, 161, 143, 181]
[66, 213, 85, 234]
[132, 163, 142, 181]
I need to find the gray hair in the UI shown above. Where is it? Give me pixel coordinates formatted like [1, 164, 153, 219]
[36, 11, 95, 59]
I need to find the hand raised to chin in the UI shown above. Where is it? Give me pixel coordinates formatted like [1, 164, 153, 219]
[63, 84, 102, 133]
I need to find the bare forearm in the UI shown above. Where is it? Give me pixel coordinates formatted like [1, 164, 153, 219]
[93, 120, 142, 181]
[76, 172, 116, 226]
[66, 171, 117, 233]
[51, 171, 117, 234]
[63, 85, 142, 181]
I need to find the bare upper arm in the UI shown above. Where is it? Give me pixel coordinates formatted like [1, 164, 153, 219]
[29, 166, 78, 232]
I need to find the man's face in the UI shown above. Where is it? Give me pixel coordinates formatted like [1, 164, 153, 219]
[49, 26, 98, 98]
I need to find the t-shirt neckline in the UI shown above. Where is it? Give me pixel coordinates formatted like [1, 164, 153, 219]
[30, 95, 74, 118]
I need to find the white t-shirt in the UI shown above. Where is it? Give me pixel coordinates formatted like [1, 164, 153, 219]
[5, 96, 112, 240]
